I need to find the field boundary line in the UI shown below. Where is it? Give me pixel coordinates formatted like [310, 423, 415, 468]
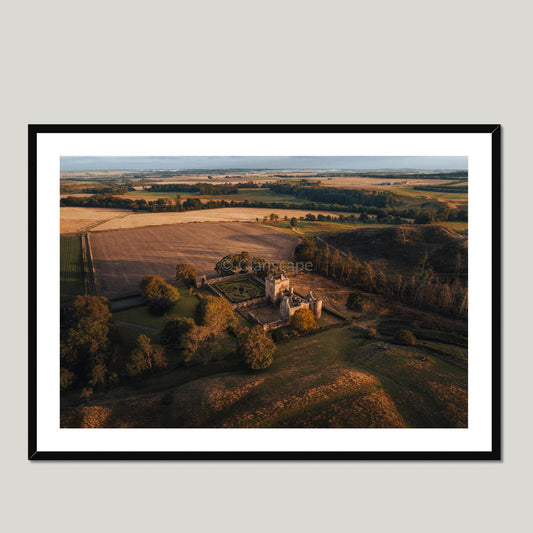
[80, 234, 90, 295]
[88, 212, 133, 232]
[85, 233, 99, 296]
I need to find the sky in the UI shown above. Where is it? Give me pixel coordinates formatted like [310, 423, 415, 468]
[60, 156, 467, 172]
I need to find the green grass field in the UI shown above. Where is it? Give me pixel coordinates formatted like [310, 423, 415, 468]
[261, 219, 394, 238]
[60, 236, 84, 304]
[431, 221, 468, 232]
[126, 188, 304, 204]
[388, 186, 468, 200]
[113, 323, 160, 349]
[63, 317, 468, 428]
[113, 290, 205, 329]
[272, 327, 467, 427]
[296, 220, 393, 237]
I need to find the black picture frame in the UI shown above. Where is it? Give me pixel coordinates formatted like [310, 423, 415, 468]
[29, 124, 501, 460]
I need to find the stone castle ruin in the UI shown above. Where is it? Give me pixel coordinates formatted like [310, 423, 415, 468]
[265, 272, 322, 320]
[198, 268, 322, 331]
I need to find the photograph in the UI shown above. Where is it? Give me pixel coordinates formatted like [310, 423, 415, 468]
[29, 126, 500, 458]
[6, 2, 529, 531]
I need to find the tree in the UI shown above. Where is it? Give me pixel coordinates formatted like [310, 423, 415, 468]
[394, 329, 417, 346]
[182, 297, 238, 365]
[414, 211, 434, 224]
[346, 292, 364, 312]
[215, 253, 240, 275]
[196, 296, 237, 334]
[126, 334, 167, 377]
[239, 325, 275, 370]
[239, 251, 251, 270]
[182, 324, 225, 366]
[367, 328, 377, 339]
[160, 317, 195, 350]
[359, 211, 370, 222]
[291, 307, 316, 332]
[88, 363, 118, 390]
[290, 217, 298, 227]
[147, 297, 175, 315]
[140, 275, 180, 302]
[60, 367, 74, 391]
[61, 295, 112, 366]
[175, 263, 198, 286]
[140, 275, 180, 315]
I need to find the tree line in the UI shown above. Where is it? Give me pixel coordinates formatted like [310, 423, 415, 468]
[147, 183, 240, 195]
[354, 171, 468, 180]
[413, 185, 468, 193]
[269, 183, 399, 208]
[60, 182, 135, 194]
[295, 238, 468, 318]
[60, 193, 467, 223]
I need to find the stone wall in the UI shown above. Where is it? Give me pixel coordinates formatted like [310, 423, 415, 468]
[231, 296, 268, 310]
[205, 273, 267, 310]
[246, 309, 290, 331]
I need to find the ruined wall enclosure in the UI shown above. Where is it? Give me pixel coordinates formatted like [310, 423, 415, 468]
[204, 273, 268, 310]
[201, 270, 323, 331]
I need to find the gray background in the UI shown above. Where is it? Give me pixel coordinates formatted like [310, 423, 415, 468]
[1, 1, 530, 531]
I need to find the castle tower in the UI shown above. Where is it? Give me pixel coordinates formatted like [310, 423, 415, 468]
[280, 295, 291, 320]
[310, 299, 323, 319]
[306, 291, 323, 319]
[265, 272, 290, 304]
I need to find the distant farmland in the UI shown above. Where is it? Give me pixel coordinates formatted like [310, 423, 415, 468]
[90, 207, 344, 231]
[89, 222, 300, 298]
[60, 207, 132, 234]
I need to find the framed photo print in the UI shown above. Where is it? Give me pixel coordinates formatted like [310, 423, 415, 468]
[29, 125, 501, 459]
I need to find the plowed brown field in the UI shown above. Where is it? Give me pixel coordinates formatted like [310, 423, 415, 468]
[89, 222, 299, 298]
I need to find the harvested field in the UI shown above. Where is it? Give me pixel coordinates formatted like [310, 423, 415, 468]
[90, 222, 299, 298]
[90, 208, 344, 231]
[60, 207, 133, 234]
[313, 176, 454, 189]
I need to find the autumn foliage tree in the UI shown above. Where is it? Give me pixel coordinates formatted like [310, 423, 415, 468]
[60, 295, 112, 389]
[291, 307, 317, 333]
[126, 334, 167, 377]
[175, 263, 198, 286]
[184, 296, 238, 365]
[140, 275, 180, 315]
[238, 325, 276, 370]
[196, 296, 237, 332]
[160, 317, 195, 350]
[60, 367, 74, 391]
